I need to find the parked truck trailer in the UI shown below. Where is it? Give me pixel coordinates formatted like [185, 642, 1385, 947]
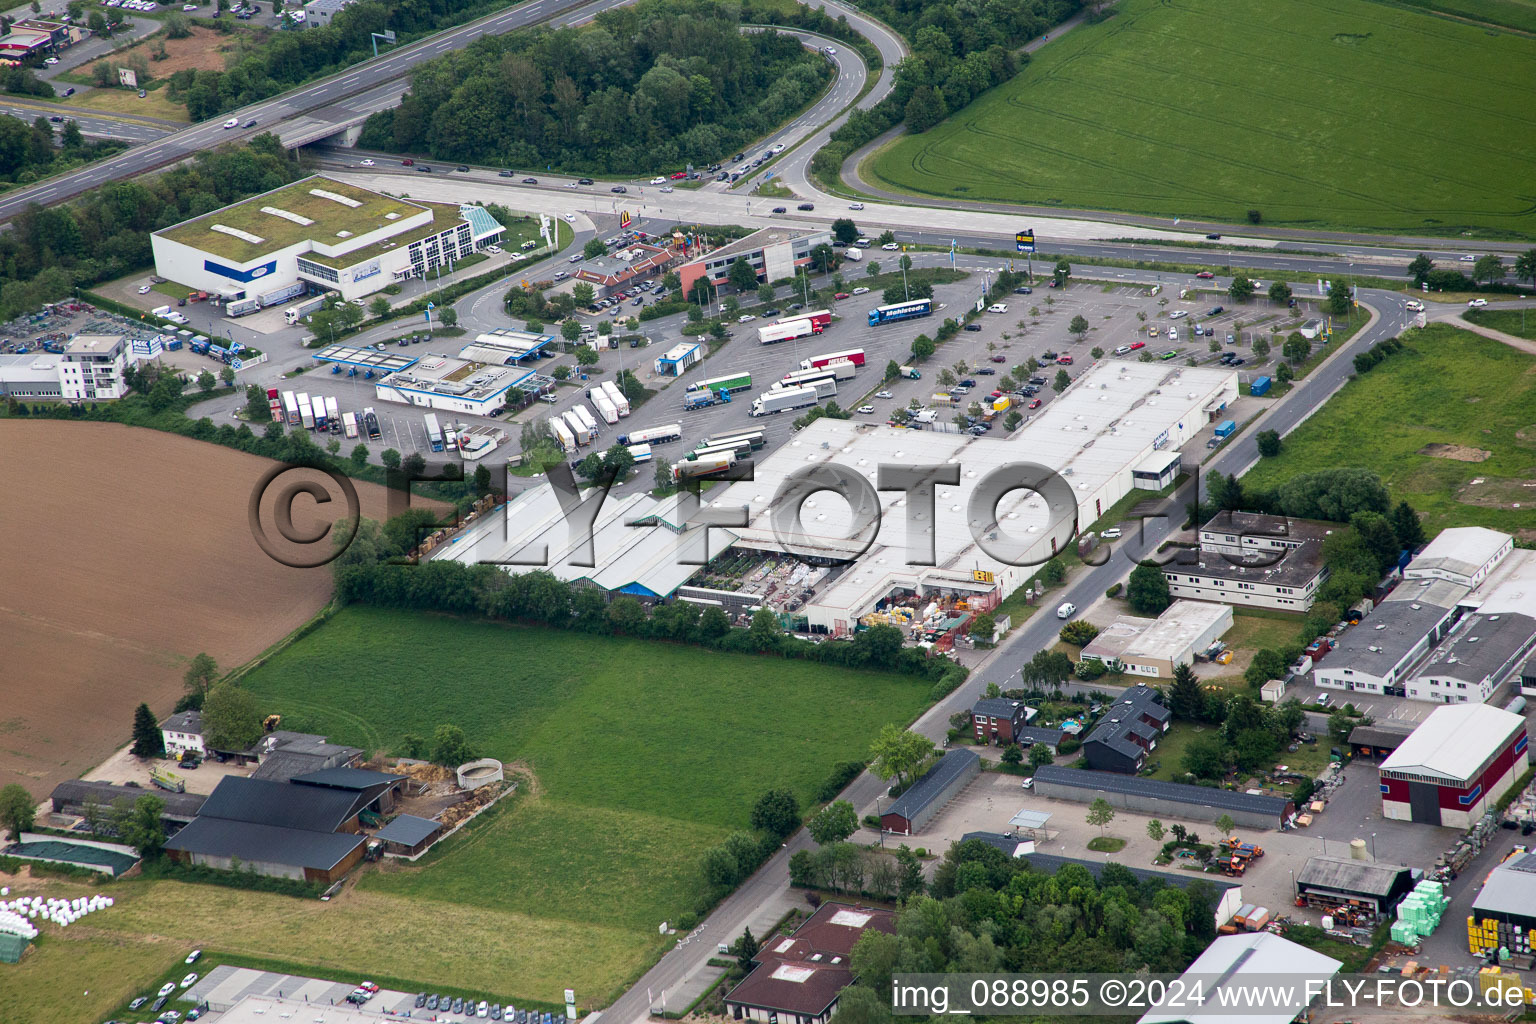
[750, 385, 819, 417]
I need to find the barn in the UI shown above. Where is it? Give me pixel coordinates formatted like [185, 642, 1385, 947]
[1379, 704, 1529, 829]
[879, 749, 979, 836]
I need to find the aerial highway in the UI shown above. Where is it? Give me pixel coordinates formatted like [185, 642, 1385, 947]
[0, 0, 637, 222]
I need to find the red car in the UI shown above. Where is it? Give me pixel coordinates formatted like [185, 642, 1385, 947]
[990, 390, 1003, 398]
[1195, 271, 1215, 279]
[1057, 355, 1073, 365]
[1128, 341, 1145, 350]
[670, 172, 687, 180]
[989, 354, 1006, 362]
[834, 292, 850, 299]
[1028, 398, 1042, 409]
[401, 158, 414, 166]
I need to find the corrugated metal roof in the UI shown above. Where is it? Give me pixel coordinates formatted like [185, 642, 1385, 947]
[1137, 933, 1341, 1024]
[291, 767, 405, 791]
[1295, 856, 1412, 898]
[199, 777, 362, 833]
[165, 817, 364, 871]
[1379, 704, 1526, 782]
[1033, 766, 1293, 815]
[884, 749, 978, 822]
[373, 814, 440, 847]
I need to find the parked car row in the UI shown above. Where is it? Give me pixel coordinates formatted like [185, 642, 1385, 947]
[414, 993, 568, 1023]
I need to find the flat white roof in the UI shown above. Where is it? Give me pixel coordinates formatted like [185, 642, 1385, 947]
[432, 485, 713, 600]
[1123, 600, 1230, 661]
[1135, 449, 1183, 474]
[1137, 933, 1342, 1024]
[1379, 703, 1526, 782]
[708, 362, 1236, 616]
[1408, 526, 1510, 579]
[1466, 548, 1536, 615]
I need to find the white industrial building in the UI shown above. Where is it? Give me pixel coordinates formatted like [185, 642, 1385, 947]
[372, 354, 541, 417]
[705, 362, 1237, 633]
[440, 362, 1236, 629]
[1317, 530, 1534, 704]
[1314, 578, 1467, 697]
[151, 176, 503, 303]
[1405, 527, 1513, 589]
[434, 486, 712, 601]
[1137, 932, 1342, 1024]
[0, 334, 132, 401]
[1080, 600, 1232, 679]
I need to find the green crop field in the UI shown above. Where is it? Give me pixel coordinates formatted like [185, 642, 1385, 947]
[868, 0, 1536, 237]
[1241, 325, 1536, 538]
[188, 607, 927, 1003]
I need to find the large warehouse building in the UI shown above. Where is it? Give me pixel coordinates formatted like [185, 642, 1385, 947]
[437, 362, 1238, 633]
[708, 362, 1238, 633]
[1378, 703, 1529, 828]
[151, 176, 504, 303]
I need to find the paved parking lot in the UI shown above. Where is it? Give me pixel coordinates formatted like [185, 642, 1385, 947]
[184, 964, 418, 1017]
[857, 766, 1477, 937]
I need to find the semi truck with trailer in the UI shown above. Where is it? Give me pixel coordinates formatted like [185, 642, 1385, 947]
[758, 318, 819, 345]
[551, 418, 578, 455]
[363, 407, 381, 439]
[571, 404, 600, 438]
[801, 348, 865, 370]
[750, 385, 820, 417]
[779, 309, 832, 331]
[257, 281, 305, 308]
[281, 391, 300, 426]
[342, 412, 358, 438]
[226, 297, 260, 318]
[325, 396, 341, 434]
[424, 413, 445, 452]
[687, 372, 752, 395]
[683, 390, 720, 411]
[298, 393, 315, 429]
[562, 410, 594, 445]
[617, 423, 682, 446]
[285, 295, 328, 324]
[673, 452, 737, 483]
[777, 362, 855, 388]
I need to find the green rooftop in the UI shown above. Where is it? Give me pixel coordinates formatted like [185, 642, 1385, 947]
[297, 201, 472, 270]
[156, 176, 427, 265]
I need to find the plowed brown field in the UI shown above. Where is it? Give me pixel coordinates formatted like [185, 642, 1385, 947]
[0, 420, 412, 799]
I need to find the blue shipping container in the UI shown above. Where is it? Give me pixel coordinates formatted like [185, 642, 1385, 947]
[1250, 375, 1272, 396]
[1214, 419, 1236, 438]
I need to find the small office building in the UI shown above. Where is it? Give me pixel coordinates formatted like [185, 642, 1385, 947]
[1162, 512, 1331, 612]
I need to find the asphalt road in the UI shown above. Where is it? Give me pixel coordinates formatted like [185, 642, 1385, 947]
[0, 0, 634, 221]
[0, 102, 173, 144]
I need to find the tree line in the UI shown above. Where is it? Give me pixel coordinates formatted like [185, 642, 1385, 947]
[333, 527, 969, 699]
[359, 0, 833, 175]
[0, 113, 125, 191]
[814, 837, 1218, 1024]
[160, 0, 515, 121]
[0, 136, 303, 323]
